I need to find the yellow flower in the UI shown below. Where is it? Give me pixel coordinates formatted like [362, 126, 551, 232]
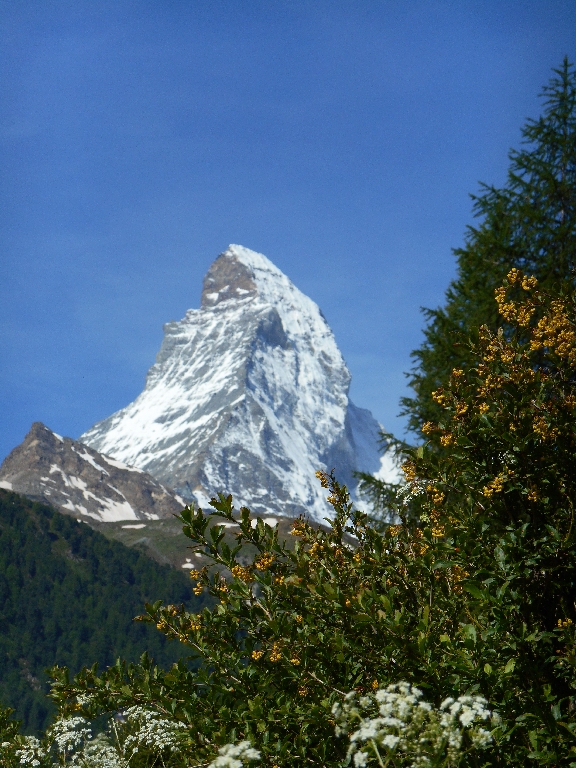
[254, 553, 274, 571]
[517, 306, 535, 327]
[309, 541, 322, 558]
[290, 657, 301, 666]
[452, 368, 464, 378]
[507, 268, 520, 284]
[231, 565, 254, 582]
[533, 416, 558, 441]
[450, 565, 469, 593]
[422, 421, 436, 435]
[298, 687, 309, 697]
[251, 650, 264, 660]
[270, 643, 282, 662]
[189, 569, 200, 580]
[440, 433, 454, 447]
[433, 491, 445, 505]
[290, 519, 306, 536]
[521, 275, 538, 290]
[371, 679, 379, 690]
[478, 403, 490, 415]
[401, 461, 417, 483]
[431, 389, 447, 406]
[193, 584, 204, 596]
[482, 472, 506, 498]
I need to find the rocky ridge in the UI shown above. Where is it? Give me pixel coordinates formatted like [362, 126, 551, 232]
[0, 422, 184, 523]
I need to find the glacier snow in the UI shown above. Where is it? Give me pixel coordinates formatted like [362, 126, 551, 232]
[80, 245, 397, 521]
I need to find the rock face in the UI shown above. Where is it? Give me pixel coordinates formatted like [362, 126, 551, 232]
[80, 245, 394, 521]
[0, 422, 184, 522]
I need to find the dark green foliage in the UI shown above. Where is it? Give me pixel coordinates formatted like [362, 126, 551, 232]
[403, 57, 576, 434]
[49, 274, 576, 765]
[0, 490, 208, 734]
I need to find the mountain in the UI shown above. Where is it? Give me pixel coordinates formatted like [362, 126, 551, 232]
[0, 423, 307, 571]
[80, 245, 395, 521]
[0, 489, 207, 734]
[0, 422, 184, 523]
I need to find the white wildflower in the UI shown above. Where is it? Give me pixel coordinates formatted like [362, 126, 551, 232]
[14, 736, 46, 767]
[353, 750, 369, 767]
[382, 734, 400, 749]
[48, 717, 92, 756]
[208, 740, 261, 767]
[79, 733, 126, 768]
[122, 706, 187, 756]
[334, 682, 497, 766]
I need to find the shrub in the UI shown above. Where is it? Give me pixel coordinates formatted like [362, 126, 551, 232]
[4, 270, 576, 766]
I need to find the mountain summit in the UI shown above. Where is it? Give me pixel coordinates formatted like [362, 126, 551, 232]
[81, 245, 393, 521]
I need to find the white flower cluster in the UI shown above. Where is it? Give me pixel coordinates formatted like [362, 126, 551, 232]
[208, 740, 261, 767]
[80, 733, 126, 768]
[397, 479, 428, 503]
[439, 695, 494, 748]
[332, 682, 496, 767]
[48, 717, 92, 758]
[46, 717, 126, 767]
[121, 706, 187, 757]
[12, 736, 47, 767]
[22, 707, 186, 768]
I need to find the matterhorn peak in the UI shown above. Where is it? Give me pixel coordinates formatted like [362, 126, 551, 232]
[201, 245, 279, 307]
[80, 246, 393, 521]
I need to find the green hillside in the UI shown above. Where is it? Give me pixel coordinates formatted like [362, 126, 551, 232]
[0, 489, 208, 734]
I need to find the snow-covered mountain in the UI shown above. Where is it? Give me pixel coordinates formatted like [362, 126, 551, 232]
[0, 422, 184, 522]
[81, 245, 395, 522]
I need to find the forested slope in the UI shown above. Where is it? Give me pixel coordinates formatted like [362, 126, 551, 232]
[0, 490, 206, 733]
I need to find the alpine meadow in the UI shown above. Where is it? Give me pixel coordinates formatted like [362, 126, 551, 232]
[3, 59, 576, 768]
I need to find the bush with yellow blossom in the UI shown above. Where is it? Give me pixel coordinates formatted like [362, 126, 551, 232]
[3, 270, 576, 767]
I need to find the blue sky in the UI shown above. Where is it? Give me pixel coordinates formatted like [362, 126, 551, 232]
[1, 0, 575, 463]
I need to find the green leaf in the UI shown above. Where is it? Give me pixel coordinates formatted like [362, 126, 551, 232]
[461, 624, 477, 644]
[504, 658, 516, 674]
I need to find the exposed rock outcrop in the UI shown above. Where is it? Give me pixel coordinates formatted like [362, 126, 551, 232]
[0, 422, 184, 522]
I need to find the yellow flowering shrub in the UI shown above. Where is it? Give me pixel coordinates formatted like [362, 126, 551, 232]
[16, 272, 576, 768]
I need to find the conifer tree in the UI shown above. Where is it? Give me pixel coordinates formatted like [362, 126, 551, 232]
[403, 57, 576, 434]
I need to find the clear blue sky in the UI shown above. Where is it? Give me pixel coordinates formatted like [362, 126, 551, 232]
[1, 0, 575, 463]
